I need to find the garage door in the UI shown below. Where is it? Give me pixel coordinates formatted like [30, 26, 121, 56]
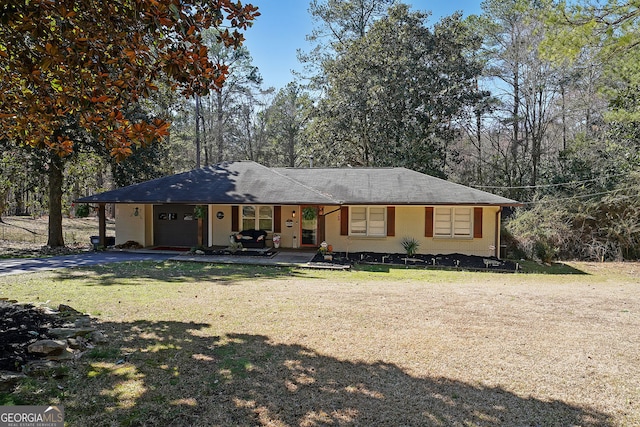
[153, 205, 205, 247]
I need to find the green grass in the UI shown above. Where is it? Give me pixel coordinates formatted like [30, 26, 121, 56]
[0, 392, 29, 405]
[0, 261, 606, 314]
[1, 261, 638, 426]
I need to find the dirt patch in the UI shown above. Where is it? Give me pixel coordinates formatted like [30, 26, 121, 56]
[0, 242, 89, 259]
[0, 216, 114, 258]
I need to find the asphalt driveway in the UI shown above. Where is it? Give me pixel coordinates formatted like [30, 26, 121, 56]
[0, 251, 175, 277]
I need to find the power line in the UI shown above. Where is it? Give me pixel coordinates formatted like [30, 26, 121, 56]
[522, 187, 640, 205]
[471, 171, 631, 190]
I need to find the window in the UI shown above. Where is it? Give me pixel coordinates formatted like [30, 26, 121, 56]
[258, 206, 273, 230]
[349, 206, 386, 236]
[242, 206, 273, 231]
[242, 206, 255, 230]
[434, 207, 472, 238]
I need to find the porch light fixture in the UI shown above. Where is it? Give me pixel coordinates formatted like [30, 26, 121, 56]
[292, 210, 296, 218]
[134, 207, 139, 217]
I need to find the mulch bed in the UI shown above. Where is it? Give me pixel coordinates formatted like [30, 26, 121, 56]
[311, 251, 520, 272]
[200, 248, 278, 257]
[152, 246, 191, 252]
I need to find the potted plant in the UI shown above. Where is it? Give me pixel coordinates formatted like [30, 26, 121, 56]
[272, 234, 281, 248]
[319, 241, 332, 261]
[302, 207, 317, 221]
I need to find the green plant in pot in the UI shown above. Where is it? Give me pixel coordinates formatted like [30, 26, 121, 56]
[302, 207, 317, 221]
[194, 205, 207, 219]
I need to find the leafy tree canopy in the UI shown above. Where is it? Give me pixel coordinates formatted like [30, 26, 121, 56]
[310, 4, 486, 175]
[541, 0, 640, 63]
[0, 0, 259, 161]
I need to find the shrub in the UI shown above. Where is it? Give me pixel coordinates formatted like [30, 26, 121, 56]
[401, 237, 420, 257]
[505, 201, 571, 262]
[75, 204, 90, 218]
[506, 180, 640, 262]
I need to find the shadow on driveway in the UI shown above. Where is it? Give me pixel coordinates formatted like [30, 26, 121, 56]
[0, 252, 175, 277]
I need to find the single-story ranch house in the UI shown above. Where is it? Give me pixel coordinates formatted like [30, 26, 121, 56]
[77, 161, 520, 258]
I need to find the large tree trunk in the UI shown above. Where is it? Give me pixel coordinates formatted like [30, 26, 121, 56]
[195, 94, 201, 168]
[47, 154, 65, 247]
[216, 91, 224, 163]
[14, 188, 24, 215]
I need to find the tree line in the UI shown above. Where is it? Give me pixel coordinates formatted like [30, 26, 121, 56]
[1, 0, 638, 261]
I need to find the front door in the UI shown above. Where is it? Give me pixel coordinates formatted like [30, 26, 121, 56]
[300, 206, 318, 246]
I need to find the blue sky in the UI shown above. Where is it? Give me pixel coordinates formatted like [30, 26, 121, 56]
[242, 1, 483, 90]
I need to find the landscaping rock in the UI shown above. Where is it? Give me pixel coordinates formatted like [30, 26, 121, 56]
[0, 370, 27, 392]
[27, 339, 66, 356]
[48, 327, 96, 339]
[23, 360, 68, 378]
[74, 316, 92, 328]
[66, 338, 81, 350]
[90, 331, 108, 344]
[58, 304, 83, 316]
[46, 349, 75, 361]
[0, 301, 106, 380]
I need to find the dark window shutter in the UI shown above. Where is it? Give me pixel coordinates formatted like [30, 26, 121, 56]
[318, 210, 326, 243]
[274, 206, 281, 233]
[474, 207, 483, 238]
[425, 207, 434, 238]
[386, 206, 395, 236]
[231, 206, 239, 232]
[340, 206, 349, 236]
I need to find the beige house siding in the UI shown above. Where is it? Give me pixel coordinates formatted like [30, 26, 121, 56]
[207, 204, 299, 248]
[113, 203, 502, 257]
[323, 205, 501, 257]
[115, 204, 149, 246]
[208, 205, 232, 246]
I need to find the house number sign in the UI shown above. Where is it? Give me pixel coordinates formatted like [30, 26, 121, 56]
[216, 211, 224, 219]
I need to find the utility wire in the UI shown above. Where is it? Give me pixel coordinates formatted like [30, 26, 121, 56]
[471, 171, 631, 190]
[522, 187, 640, 205]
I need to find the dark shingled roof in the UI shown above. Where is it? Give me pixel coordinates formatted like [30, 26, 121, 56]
[76, 161, 520, 206]
[274, 167, 519, 205]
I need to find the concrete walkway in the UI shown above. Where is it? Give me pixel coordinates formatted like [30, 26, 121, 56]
[0, 249, 349, 277]
[175, 249, 349, 269]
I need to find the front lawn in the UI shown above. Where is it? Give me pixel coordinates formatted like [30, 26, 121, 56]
[1, 261, 638, 426]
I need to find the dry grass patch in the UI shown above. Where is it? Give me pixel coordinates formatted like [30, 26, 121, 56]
[0, 216, 114, 256]
[1, 261, 639, 426]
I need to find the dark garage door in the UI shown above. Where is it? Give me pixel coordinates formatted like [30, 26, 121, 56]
[153, 205, 205, 247]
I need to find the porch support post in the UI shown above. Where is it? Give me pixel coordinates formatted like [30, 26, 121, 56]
[98, 203, 106, 247]
[495, 207, 502, 258]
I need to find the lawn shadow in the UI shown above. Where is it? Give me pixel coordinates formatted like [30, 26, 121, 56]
[46, 320, 612, 426]
[51, 261, 310, 286]
[518, 260, 590, 275]
[0, 219, 39, 234]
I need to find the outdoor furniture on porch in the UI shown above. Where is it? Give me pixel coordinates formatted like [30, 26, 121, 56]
[234, 229, 268, 248]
